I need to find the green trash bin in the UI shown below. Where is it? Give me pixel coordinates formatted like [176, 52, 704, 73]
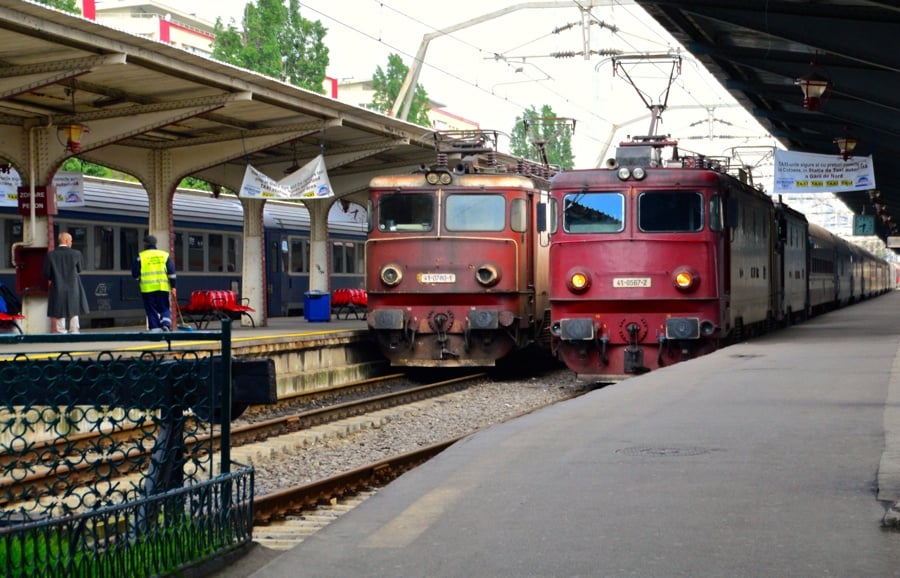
[304, 290, 331, 322]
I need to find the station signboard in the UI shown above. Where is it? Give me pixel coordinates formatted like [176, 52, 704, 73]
[17, 185, 57, 216]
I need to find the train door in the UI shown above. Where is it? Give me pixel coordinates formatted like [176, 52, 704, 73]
[266, 232, 289, 317]
[774, 212, 786, 322]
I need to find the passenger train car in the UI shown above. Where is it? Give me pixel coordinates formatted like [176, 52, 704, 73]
[549, 140, 893, 380]
[365, 131, 554, 367]
[0, 177, 366, 327]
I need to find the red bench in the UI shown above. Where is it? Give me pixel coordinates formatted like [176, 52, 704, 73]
[0, 312, 24, 334]
[332, 288, 367, 320]
[179, 290, 255, 329]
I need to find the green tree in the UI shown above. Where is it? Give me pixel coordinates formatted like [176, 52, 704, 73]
[33, 0, 80, 13]
[211, 0, 329, 93]
[370, 54, 431, 128]
[509, 105, 575, 169]
[61, 159, 112, 178]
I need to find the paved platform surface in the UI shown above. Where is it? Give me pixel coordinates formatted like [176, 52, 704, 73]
[226, 291, 900, 577]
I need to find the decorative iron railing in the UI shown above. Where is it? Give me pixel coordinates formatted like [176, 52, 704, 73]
[0, 322, 254, 577]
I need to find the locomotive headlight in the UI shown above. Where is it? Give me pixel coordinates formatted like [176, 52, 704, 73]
[475, 263, 501, 287]
[617, 167, 631, 181]
[566, 268, 592, 293]
[632, 167, 646, 180]
[425, 171, 453, 185]
[672, 266, 700, 292]
[380, 264, 403, 287]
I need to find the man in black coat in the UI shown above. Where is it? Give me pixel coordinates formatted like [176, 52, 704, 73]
[43, 231, 89, 333]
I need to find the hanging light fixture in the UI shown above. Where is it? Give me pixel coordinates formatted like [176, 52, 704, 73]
[57, 87, 89, 153]
[834, 135, 858, 161]
[795, 54, 831, 111]
[796, 72, 831, 111]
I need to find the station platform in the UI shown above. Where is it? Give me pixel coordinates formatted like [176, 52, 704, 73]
[0, 314, 368, 355]
[238, 290, 900, 577]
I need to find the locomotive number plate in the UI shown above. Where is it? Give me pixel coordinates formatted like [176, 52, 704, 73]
[613, 277, 651, 288]
[418, 273, 456, 283]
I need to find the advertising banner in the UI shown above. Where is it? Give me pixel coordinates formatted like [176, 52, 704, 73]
[280, 154, 334, 199]
[773, 149, 876, 194]
[237, 163, 289, 199]
[0, 170, 85, 207]
[238, 155, 333, 200]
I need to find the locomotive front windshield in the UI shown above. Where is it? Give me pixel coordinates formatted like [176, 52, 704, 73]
[563, 192, 624, 233]
[639, 191, 704, 232]
[377, 193, 434, 232]
[446, 194, 505, 231]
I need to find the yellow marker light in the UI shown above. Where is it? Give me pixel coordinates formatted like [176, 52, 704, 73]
[672, 266, 699, 292]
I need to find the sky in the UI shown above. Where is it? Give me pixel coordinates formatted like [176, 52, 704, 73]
[177, 0, 778, 172]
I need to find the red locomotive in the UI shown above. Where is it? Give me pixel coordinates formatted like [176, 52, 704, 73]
[366, 131, 554, 367]
[548, 138, 892, 381]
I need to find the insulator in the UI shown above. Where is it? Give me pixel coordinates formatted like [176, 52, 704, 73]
[437, 152, 448, 168]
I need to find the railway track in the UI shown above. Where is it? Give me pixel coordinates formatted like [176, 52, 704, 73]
[251, 440, 459, 549]
[246, 372, 591, 550]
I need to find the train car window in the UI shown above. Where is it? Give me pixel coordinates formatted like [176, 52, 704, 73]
[69, 226, 88, 260]
[226, 236, 239, 272]
[289, 237, 306, 273]
[563, 192, 624, 233]
[209, 234, 224, 271]
[332, 242, 348, 273]
[378, 193, 433, 232]
[188, 234, 204, 271]
[510, 198, 527, 233]
[174, 232, 184, 271]
[331, 242, 344, 273]
[446, 194, 505, 231]
[345, 242, 359, 274]
[4, 219, 22, 268]
[354, 241, 365, 273]
[120, 228, 140, 270]
[639, 191, 703, 232]
[93, 225, 114, 270]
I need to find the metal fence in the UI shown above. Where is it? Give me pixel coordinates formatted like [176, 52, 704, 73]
[0, 321, 253, 577]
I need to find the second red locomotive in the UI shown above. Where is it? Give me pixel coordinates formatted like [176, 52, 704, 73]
[366, 131, 554, 367]
[549, 138, 892, 380]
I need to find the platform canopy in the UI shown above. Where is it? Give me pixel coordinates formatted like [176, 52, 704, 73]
[635, 0, 900, 245]
[0, 0, 448, 201]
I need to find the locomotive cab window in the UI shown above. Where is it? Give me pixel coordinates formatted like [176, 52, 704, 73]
[378, 193, 433, 232]
[709, 195, 724, 232]
[510, 198, 527, 233]
[562, 192, 624, 233]
[446, 194, 505, 231]
[639, 191, 703, 232]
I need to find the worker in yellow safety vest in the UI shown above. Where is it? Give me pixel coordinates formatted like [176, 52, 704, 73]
[132, 235, 177, 332]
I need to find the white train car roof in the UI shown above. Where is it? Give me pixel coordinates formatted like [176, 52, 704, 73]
[61, 177, 366, 236]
